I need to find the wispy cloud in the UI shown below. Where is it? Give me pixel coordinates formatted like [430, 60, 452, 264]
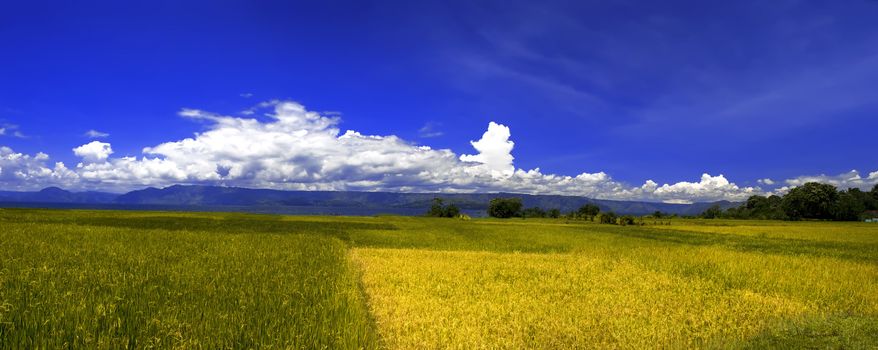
[441, 1, 878, 145]
[0, 124, 27, 138]
[84, 129, 110, 138]
[418, 122, 444, 138]
[757, 178, 775, 185]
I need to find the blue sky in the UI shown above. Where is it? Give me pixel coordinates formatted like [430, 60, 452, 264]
[1, 0, 877, 202]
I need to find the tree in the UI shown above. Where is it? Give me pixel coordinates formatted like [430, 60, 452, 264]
[832, 189, 865, 221]
[765, 195, 786, 220]
[701, 204, 723, 219]
[426, 197, 460, 218]
[488, 197, 523, 218]
[619, 215, 636, 226]
[444, 203, 461, 218]
[547, 208, 561, 219]
[864, 186, 878, 211]
[522, 207, 546, 218]
[578, 204, 601, 221]
[731, 194, 786, 220]
[652, 211, 664, 219]
[723, 205, 747, 219]
[746, 195, 768, 211]
[427, 197, 446, 217]
[782, 182, 838, 220]
[599, 211, 618, 224]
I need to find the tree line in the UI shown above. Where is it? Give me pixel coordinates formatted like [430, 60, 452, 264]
[431, 197, 661, 226]
[700, 182, 878, 221]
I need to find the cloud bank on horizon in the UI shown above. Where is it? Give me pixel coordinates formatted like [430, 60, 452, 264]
[1, 100, 876, 203]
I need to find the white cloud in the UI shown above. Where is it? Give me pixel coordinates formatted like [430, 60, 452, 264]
[757, 178, 775, 185]
[3, 100, 856, 203]
[649, 174, 760, 203]
[781, 170, 878, 191]
[0, 146, 77, 191]
[418, 122, 443, 138]
[459, 122, 515, 177]
[0, 124, 27, 138]
[73, 141, 113, 163]
[84, 129, 110, 138]
[71, 101, 466, 191]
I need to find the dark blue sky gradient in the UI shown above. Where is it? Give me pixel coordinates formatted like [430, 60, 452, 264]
[2, 0, 877, 187]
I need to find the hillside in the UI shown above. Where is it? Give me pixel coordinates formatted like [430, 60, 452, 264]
[0, 185, 738, 216]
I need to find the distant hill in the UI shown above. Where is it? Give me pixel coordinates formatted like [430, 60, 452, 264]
[0, 187, 118, 204]
[114, 185, 738, 216]
[0, 185, 739, 216]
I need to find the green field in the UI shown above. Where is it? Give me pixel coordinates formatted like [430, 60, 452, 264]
[1, 209, 877, 348]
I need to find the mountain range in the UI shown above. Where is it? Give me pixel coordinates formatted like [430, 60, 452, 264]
[0, 185, 738, 216]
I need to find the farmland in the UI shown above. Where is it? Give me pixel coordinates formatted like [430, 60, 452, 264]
[1, 209, 877, 348]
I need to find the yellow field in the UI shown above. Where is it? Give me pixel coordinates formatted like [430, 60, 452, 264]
[351, 219, 878, 349]
[651, 219, 878, 243]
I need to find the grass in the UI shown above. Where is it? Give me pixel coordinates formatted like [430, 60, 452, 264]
[1, 209, 877, 348]
[0, 209, 378, 349]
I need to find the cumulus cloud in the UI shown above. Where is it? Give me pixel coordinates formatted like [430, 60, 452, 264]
[459, 122, 515, 177]
[649, 174, 760, 204]
[73, 141, 113, 163]
[0, 147, 77, 191]
[84, 129, 110, 138]
[0, 100, 794, 202]
[779, 170, 878, 192]
[72, 101, 465, 191]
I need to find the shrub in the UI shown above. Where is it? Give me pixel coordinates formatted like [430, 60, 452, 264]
[522, 207, 546, 218]
[488, 198, 523, 218]
[578, 204, 601, 221]
[599, 212, 618, 225]
[426, 198, 461, 218]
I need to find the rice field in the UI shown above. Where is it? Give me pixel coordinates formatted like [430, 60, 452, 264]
[0, 209, 380, 348]
[1, 209, 877, 348]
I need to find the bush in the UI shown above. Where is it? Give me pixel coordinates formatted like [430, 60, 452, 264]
[578, 204, 600, 221]
[444, 203, 461, 218]
[426, 198, 461, 218]
[599, 212, 618, 225]
[488, 198, 523, 218]
[522, 207, 546, 218]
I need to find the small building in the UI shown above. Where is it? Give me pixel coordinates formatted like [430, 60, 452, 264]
[863, 210, 878, 223]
